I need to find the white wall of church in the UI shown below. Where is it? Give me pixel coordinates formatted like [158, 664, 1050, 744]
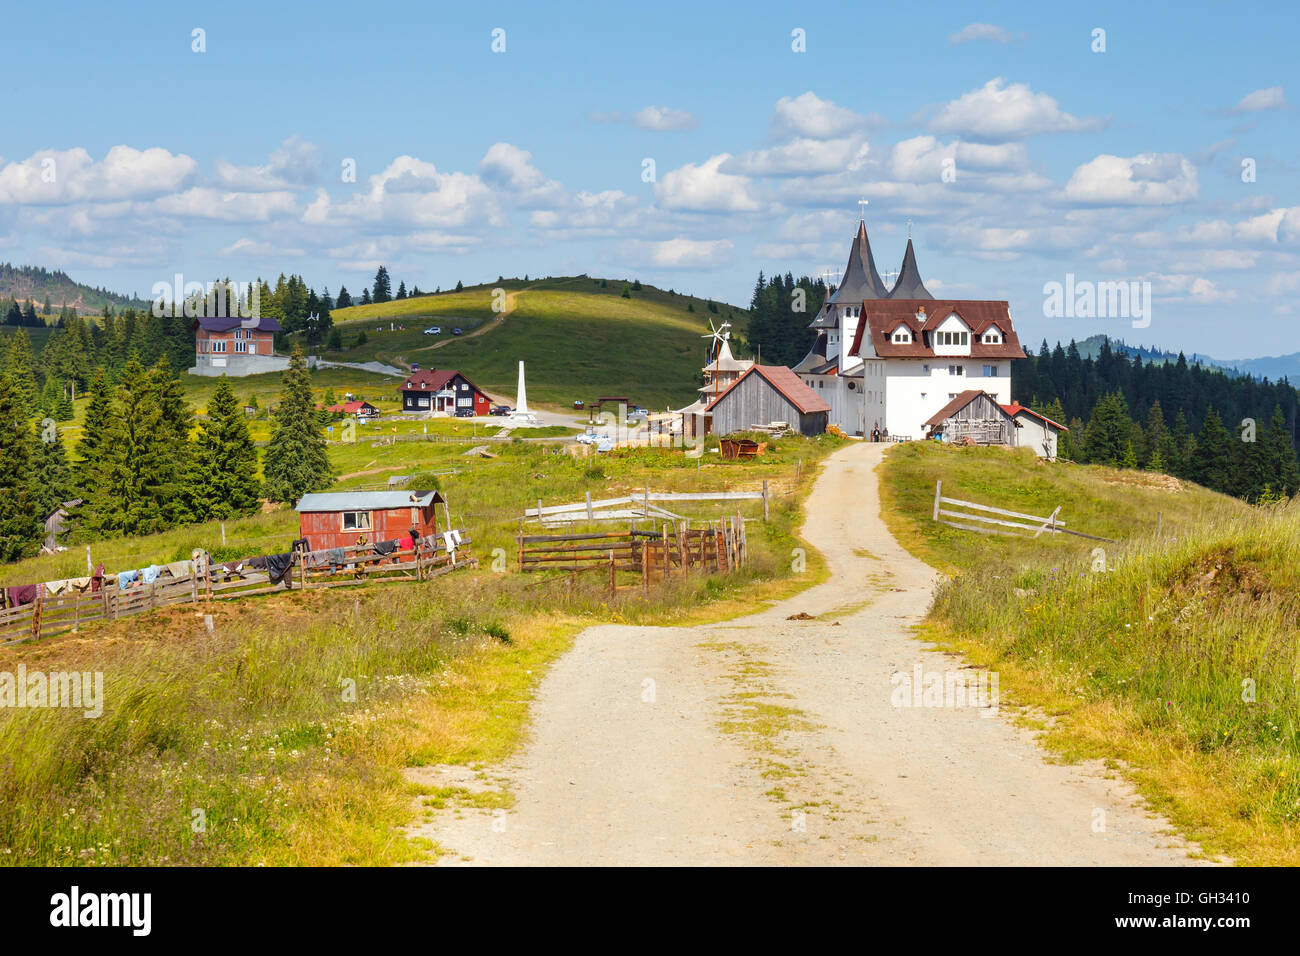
[883, 358, 1012, 439]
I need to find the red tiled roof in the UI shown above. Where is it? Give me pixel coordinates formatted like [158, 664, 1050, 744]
[1001, 403, 1068, 431]
[326, 401, 375, 414]
[706, 364, 832, 415]
[848, 299, 1026, 360]
[403, 368, 487, 395]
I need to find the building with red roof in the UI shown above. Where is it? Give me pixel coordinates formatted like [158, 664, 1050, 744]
[705, 364, 831, 437]
[400, 366, 491, 417]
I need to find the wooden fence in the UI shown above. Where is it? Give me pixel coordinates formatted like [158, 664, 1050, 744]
[0, 533, 475, 646]
[931, 481, 1114, 541]
[517, 515, 747, 594]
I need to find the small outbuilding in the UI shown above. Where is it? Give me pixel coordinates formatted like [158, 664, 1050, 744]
[1001, 402, 1069, 459]
[924, 389, 1016, 446]
[294, 490, 444, 551]
[322, 400, 380, 420]
[706, 364, 831, 437]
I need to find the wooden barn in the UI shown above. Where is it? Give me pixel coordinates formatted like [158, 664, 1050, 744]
[924, 389, 1016, 445]
[294, 490, 444, 551]
[706, 365, 831, 437]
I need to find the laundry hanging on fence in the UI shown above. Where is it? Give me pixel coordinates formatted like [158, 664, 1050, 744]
[45, 579, 74, 595]
[246, 555, 269, 571]
[6, 584, 39, 607]
[141, 565, 161, 584]
[397, 536, 414, 551]
[326, 547, 347, 566]
[306, 550, 331, 568]
[265, 552, 294, 584]
[162, 560, 192, 579]
[372, 539, 399, 556]
[91, 564, 105, 593]
[117, 569, 140, 589]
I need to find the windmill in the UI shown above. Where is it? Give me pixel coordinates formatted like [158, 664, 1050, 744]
[702, 319, 734, 405]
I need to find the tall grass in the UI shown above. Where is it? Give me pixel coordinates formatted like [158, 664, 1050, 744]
[880, 441, 1300, 862]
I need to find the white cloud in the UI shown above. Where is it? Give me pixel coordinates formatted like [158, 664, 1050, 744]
[1230, 86, 1289, 114]
[724, 137, 867, 177]
[220, 237, 305, 258]
[530, 189, 639, 237]
[632, 106, 697, 131]
[948, 23, 1013, 45]
[1064, 153, 1198, 205]
[304, 155, 502, 228]
[632, 238, 734, 269]
[152, 188, 298, 222]
[213, 136, 320, 191]
[0, 146, 196, 203]
[930, 78, 1105, 141]
[771, 92, 868, 140]
[655, 155, 760, 212]
[477, 142, 565, 207]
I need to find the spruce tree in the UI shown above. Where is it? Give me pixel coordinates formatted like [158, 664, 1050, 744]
[76, 368, 114, 490]
[1082, 392, 1131, 466]
[31, 424, 74, 524]
[190, 376, 261, 520]
[3, 327, 38, 418]
[336, 285, 352, 309]
[150, 362, 195, 526]
[262, 346, 332, 504]
[372, 266, 392, 303]
[0, 374, 42, 561]
[1262, 405, 1300, 497]
[1193, 406, 1234, 494]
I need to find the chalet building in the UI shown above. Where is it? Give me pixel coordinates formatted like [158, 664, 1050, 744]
[794, 218, 1027, 439]
[706, 364, 831, 437]
[295, 490, 444, 551]
[401, 367, 491, 417]
[1001, 402, 1069, 459]
[190, 315, 287, 377]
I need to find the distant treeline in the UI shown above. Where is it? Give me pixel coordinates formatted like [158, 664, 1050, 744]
[1015, 339, 1300, 501]
[743, 271, 827, 367]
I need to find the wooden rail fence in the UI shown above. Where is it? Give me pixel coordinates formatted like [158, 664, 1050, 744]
[0, 533, 475, 646]
[931, 481, 1114, 541]
[517, 515, 747, 594]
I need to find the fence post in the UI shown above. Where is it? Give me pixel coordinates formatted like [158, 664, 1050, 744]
[586, 491, 594, 520]
[609, 548, 616, 596]
[932, 480, 942, 521]
[762, 480, 769, 521]
[641, 540, 649, 591]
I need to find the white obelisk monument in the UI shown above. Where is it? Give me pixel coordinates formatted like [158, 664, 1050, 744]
[516, 360, 529, 414]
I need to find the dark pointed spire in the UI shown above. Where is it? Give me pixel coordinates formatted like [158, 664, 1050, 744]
[887, 237, 933, 299]
[828, 219, 888, 304]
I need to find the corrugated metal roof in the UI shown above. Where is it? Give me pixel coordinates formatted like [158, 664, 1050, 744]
[295, 490, 444, 512]
[192, 315, 283, 333]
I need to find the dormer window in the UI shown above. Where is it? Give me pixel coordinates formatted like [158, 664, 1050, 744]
[891, 327, 912, 344]
[982, 328, 1002, 344]
[938, 331, 969, 346]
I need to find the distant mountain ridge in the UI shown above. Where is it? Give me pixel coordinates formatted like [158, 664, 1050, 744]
[0, 263, 150, 314]
[1069, 334, 1300, 385]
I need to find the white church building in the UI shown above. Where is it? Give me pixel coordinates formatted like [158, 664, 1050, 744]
[794, 218, 1026, 439]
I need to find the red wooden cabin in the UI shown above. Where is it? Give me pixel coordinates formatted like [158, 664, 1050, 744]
[294, 490, 444, 551]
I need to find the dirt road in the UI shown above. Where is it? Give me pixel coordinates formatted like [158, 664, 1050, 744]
[410, 441, 1209, 865]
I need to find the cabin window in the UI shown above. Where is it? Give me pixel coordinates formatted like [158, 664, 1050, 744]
[341, 511, 372, 531]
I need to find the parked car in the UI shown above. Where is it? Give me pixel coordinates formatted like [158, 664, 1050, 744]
[452, 327, 463, 335]
[573, 400, 585, 409]
[490, 404, 512, 416]
[423, 326, 441, 335]
[575, 429, 599, 445]
[595, 436, 614, 453]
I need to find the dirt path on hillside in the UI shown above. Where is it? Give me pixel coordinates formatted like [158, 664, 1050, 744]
[408, 442, 1213, 866]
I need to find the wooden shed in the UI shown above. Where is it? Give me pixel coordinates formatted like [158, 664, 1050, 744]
[924, 390, 1016, 446]
[706, 365, 831, 437]
[294, 490, 444, 551]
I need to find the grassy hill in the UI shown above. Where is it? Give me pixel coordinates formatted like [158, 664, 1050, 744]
[320, 277, 749, 410]
[880, 441, 1297, 864]
[0, 263, 150, 314]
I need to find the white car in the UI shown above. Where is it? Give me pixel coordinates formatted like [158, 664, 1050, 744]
[575, 430, 599, 445]
[595, 436, 614, 453]
[423, 326, 441, 335]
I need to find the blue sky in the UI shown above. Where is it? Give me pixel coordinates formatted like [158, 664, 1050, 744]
[2, 0, 1297, 358]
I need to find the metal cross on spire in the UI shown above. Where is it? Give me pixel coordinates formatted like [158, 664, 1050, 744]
[858, 198, 869, 220]
[907, 218, 914, 239]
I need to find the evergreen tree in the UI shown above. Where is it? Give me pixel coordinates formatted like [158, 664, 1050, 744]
[3, 327, 39, 418]
[31, 424, 74, 524]
[76, 369, 113, 490]
[456, 280, 464, 292]
[1193, 406, 1234, 494]
[150, 362, 195, 527]
[190, 377, 261, 520]
[396, 281, 407, 300]
[0, 375, 41, 560]
[360, 288, 372, 306]
[372, 266, 392, 303]
[1082, 392, 1132, 466]
[336, 285, 352, 309]
[1262, 404, 1300, 497]
[1144, 400, 1168, 470]
[262, 347, 332, 504]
